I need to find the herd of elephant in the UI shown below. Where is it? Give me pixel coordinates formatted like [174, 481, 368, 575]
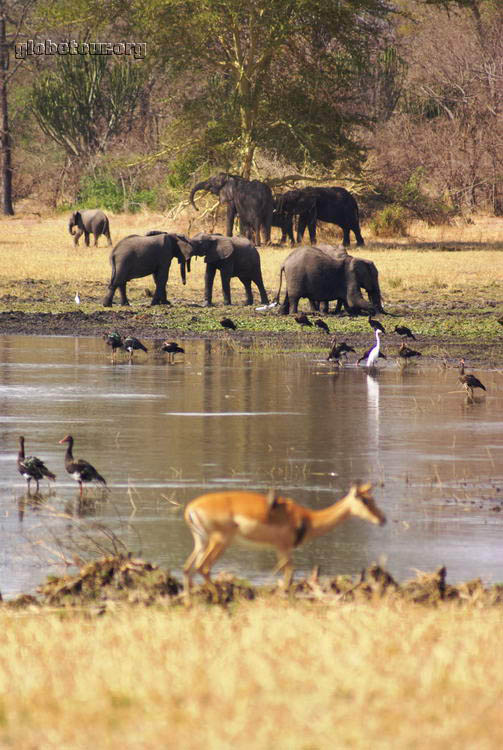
[68, 173, 385, 316]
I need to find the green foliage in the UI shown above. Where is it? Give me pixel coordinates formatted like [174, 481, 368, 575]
[30, 55, 145, 158]
[76, 176, 158, 213]
[369, 205, 408, 237]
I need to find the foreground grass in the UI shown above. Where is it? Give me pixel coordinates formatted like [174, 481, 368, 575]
[0, 600, 502, 749]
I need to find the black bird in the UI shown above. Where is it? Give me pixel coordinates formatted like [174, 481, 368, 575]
[394, 325, 416, 340]
[398, 343, 422, 364]
[104, 331, 123, 361]
[357, 346, 387, 365]
[314, 318, 330, 333]
[458, 359, 486, 399]
[294, 313, 312, 327]
[368, 317, 386, 333]
[59, 435, 107, 498]
[123, 336, 148, 361]
[17, 436, 56, 494]
[327, 340, 356, 362]
[161, 340, 185, 363]
[220, 317, 237, 331]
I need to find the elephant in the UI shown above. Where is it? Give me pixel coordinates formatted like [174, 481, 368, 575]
[102, 232, 192, 307]
[275, 245, 384, 316]
[68, 209, 112, 247]
[275, 187, 364, 247]
[272, 190, 317, 246]
[189, 173, 273, 246]
[188, 232, 269, 307]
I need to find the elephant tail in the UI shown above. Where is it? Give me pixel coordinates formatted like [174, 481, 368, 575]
[108, 255, 117, 289]
[274, 265, 285, 305]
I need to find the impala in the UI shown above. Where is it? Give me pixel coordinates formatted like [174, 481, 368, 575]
[183, 483, 386, 595]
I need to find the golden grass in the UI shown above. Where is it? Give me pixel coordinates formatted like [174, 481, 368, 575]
[1, 600, 503, 749]
[0, 211, 502, 309]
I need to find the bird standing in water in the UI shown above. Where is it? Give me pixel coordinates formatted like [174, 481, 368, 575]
[220, 318, 237, 331]
[59, 435, 107, 498]
[366, 330, 383, 370]
[458, 359, 486, 400]
[161, 340, 185, 363]
[17, 436, 56, 494]
[104, 331, 123, 361]
[327, 339, 356, 363]
[398, 342, 422, 367]
[123, 336, 148, 362]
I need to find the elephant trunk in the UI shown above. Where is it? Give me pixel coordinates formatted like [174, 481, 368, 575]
[68, 221, 76, 235]
[189, 180, 210, 211]
[178, 258, 187, 285]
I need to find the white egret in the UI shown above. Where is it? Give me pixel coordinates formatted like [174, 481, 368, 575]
[366, 330, 382, 369]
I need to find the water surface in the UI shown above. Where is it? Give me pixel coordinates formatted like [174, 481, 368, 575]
[1, 335, 502, 597]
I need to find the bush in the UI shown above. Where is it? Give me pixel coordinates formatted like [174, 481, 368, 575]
[76, 176, 159, 213]
[369, 205, 408, 237]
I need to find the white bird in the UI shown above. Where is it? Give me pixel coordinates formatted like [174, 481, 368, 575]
[74, 291, 81, 305]
[366, 330, 382, 369]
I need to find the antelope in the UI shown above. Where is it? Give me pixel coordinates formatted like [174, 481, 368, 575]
[183, 483, 386, 596]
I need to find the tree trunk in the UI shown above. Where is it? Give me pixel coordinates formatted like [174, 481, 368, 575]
[0, 14, 13, 215]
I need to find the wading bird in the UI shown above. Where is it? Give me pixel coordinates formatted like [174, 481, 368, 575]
[74, 291, 80, 305]
[327, 340, 356, 363]
[59, 435, 107, 498]
[161, 340, 185, 363]
[294, 313, 312, 327]
[368, 317, 386, 334]
[183, 483, 386, 596]
[458, 359, 486, 400]
[220, 317, 237, 331]
[17, 436, 56, 494]
[398, 342, 422, 365]
[314, 318, 330, 333]
[123, 336, 148, 361]
[365, 330, 383, 370]
[104, 331, 123, 361]
[394, 325, 416, 340]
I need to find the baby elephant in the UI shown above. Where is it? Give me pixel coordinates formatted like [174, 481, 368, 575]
[68, 209, 112, 247]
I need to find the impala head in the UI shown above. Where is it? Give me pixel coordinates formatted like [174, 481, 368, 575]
[346, 483, 386, 525]
[59, 435, 73, 444]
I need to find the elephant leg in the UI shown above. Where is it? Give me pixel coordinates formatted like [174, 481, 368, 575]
[226, 204, 236, 237]
[152, 270, 169, 305]
[94, 231, 100, 247]
[342, 228, 351, 246]
[118, 284, 130, 306]
[84, 231, 90, 247]
[296, 217, 306, 244]
[254, 276, 269, 304]
[220, 270, 232, 306]
[279, 292, 290, 315]
[308, 220, 316, 244]
[333, 299, 343, 315]
[354, 227, 365, 246]
[73, 228, 83, 247]
[203, 265, 217, 306]
[242, 280, 254, 305]
[320, 301, 329, 313]
[102, 287, 115, 307]
[309, 299, 319, 312]
[255, 223, 262, 247]
[106, 228, 112, 246]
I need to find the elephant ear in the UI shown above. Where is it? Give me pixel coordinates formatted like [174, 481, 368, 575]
[176, 237, 193, 260]
[207, 238, 234, 263]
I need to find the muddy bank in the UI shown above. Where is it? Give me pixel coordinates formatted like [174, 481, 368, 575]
[4, 555, 503, 611]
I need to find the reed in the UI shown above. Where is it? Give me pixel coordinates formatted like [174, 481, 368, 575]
[0, 600, 502, 748]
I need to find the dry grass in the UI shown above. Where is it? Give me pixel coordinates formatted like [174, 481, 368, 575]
[1, 211, 502, 308]
[1, 600, 503, 749]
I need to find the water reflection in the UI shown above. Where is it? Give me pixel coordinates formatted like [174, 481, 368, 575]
[0, 335, 502, 597]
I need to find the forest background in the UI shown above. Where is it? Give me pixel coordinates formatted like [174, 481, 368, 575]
[1, 0, 502, 231]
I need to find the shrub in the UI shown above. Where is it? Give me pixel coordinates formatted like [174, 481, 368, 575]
[369, 205, 408, 237]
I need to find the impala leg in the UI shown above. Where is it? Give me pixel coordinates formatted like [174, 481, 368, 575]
[272, 549, 294, 590]
[195, 533, 230, 600]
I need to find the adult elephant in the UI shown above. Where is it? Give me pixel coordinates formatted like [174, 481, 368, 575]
[102, 232, 192, 307]
[189, 173, 273, 246]
[188, 232, 269, 307]
[272, 189, 317, 246]
[276, 245, 383, 315]
[69, 209, 112, 247]
[281, 187, 364, 247]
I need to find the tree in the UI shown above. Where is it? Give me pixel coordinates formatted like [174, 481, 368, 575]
[31, 54, 145, 159]
[127, 0, 395, 177]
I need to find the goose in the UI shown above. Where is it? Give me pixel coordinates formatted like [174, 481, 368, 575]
[327, 340, 356, 363]
[17, 436, 56, 494]
[59, 435, 107, 497]
[161, 341, 185, 363]
[104, 331, 123, 361]
[220, 318, 237, 331]
[398, 343, 422, 360]
[314, 318, 330, 333]
[458, 359, 486, 399]
[123, 336, 148, 361]
[368, 317, 385, 333]
[394, 325, 416, 340]
[294, 313, 312, 327]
